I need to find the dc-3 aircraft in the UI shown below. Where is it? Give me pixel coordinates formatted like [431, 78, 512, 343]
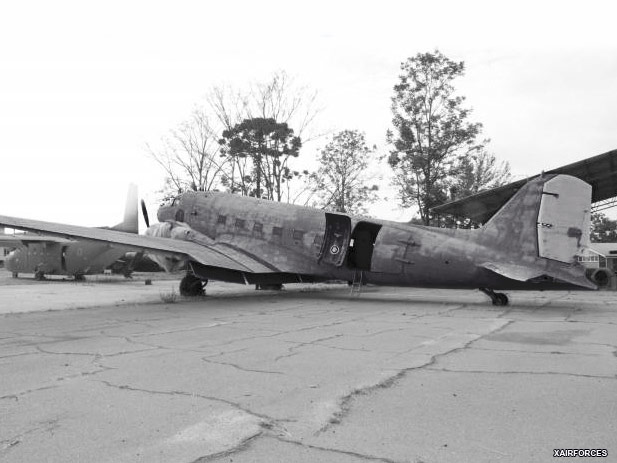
[0, 185, 141, 280]
[1, 149, 617, 305]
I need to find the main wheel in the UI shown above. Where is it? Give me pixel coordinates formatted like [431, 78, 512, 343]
[493, 293, 509, 306]
[180, 274, 207, 296]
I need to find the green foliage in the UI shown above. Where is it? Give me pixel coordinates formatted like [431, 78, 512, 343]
[314, 130, 379, 215]
[219, 118, 302, 201]
[590, 212, 617, 243]
[450, 151, 511, 200]
[388, 50, 497, 225]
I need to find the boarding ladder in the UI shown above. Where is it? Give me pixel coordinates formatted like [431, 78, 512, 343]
[350, 270, 364, 296]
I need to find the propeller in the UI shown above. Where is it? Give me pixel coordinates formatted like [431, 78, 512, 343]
[141, 199, 150, 228]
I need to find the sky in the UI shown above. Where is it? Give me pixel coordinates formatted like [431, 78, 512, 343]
[1, 0, 616, 229]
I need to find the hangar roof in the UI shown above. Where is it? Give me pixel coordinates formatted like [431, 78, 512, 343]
[431, 148, 617, 224]
[588, 243, 617, 257]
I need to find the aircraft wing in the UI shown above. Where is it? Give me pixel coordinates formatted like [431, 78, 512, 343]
[432, 148, 617, 223]
[0, 234, 73, 247]
[0, 215, 274, 274]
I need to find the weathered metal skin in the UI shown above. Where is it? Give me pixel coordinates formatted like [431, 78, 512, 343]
[5, 241, 133, 277]
[2, 185, 140, 279]
[154, 174, 594, 290]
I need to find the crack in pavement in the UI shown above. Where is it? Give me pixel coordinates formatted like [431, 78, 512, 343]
[423, 367, 617, 380]
[96, 379, 283, 425]
[0, 418, 60, 454]
[0, 385, 59, 401]
[200, 356, 283, 375]
[272, 435, 407, 463]
[274, 334, 345, 362]
[466, 346, 609, 357]
[316, 319, 515, 434]
[188, 427, 407, 463]
[190, 431, 263, 462]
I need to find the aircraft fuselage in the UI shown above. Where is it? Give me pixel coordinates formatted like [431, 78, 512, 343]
[5, 241, 132, 278]
[154, 189, 582, 290]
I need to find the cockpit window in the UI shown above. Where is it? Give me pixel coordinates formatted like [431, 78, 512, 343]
[175, 209, 185, 222]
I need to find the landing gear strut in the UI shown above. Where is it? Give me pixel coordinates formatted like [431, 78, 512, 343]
[180, 273, 207, 296]
[479, 288, 509, 306]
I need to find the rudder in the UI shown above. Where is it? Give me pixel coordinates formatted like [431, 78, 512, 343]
[482, 174, 591, 265]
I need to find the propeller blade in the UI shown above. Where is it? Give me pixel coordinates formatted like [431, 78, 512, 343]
[140, 199, 150, 228]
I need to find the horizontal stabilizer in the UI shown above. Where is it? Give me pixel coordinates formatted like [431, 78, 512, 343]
[481, 261, 596, 290]
[480, 262, 544, 282]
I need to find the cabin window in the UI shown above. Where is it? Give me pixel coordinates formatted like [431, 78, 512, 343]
[292, 229, 304, 241]
[235, 218, 246, 229]
[217, 214, 227, 225]
[175, 209, 185, 222]
[272, 226, 283, 236]
[253, 222, 263, 233]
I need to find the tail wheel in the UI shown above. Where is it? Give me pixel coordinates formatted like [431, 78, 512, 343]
[180, 273, 207, 296]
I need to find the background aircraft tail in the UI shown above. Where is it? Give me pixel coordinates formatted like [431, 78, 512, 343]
[479, 174, 594, 288]
[110, 184, 139, 234]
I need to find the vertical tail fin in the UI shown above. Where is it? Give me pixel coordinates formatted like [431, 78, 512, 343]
[482, 174, 591, 264]
[111, 184, 139, 234]
[479, 174, 594, 288]
[483, 175, 591, 264]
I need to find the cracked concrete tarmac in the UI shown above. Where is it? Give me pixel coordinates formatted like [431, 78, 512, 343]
[1, 273, 616, 462]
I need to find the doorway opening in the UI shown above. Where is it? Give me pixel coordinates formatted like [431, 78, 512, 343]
[347, 222, 382, 271]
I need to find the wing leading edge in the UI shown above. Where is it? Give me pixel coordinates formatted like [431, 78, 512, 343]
[0, 215, 274, 274]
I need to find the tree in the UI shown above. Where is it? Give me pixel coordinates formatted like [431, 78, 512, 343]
[149, 71, 321, 202]
[219, 118, 302, 201]
[314, 130, 379, 215]
[449, 151, 511, 200]
[147, 108, 228, 200]
[591, 212, 617, 243]
[387, 50, 488, 225]
[207, 70, 322, 141]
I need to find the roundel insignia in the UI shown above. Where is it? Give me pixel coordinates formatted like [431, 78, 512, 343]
[330, 244, 340, 255]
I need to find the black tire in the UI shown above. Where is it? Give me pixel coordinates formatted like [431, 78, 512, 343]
[493, 293, 509, 306]
[180, 274, 206, 296]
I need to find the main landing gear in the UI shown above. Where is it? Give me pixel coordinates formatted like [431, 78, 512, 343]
[180, 273, 208, 296]
[479, 287, 509, 306]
